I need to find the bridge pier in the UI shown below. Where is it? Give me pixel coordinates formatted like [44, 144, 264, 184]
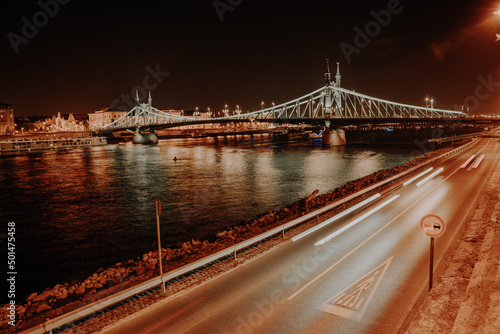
[133, 131, 158, 145]
[321, 128, 346, 146]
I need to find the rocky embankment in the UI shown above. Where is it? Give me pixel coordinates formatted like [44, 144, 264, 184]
[0, 139, 471, 333]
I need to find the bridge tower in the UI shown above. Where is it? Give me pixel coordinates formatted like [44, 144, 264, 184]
[132, 91, 158, 145]
[322, 61, 346, 147]
[324, 59, 333, 117]
[334, 62, 342, 115]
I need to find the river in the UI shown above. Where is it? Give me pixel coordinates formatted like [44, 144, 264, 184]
[0, 134, 419, 303]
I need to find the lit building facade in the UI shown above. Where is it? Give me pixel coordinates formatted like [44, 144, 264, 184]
[0, 103, 15, 135]
[88, 107, 127, 130]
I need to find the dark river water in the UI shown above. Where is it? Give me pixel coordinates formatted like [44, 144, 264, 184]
[0, 134, 419, 303]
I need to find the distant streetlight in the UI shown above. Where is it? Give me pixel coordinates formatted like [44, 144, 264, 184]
[495, 9, 500, 41]
[425, 97, 434, 109]
[261, 101, 264, 110]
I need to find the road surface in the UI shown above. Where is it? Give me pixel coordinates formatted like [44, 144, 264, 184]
[102, 138, 500, 334]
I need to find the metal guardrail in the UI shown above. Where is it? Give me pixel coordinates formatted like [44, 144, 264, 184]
[21, 138, 476, 334]
[428, 132, 483, 143]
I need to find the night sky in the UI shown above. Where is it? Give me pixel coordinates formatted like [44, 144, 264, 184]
[1, 0, 500, 117]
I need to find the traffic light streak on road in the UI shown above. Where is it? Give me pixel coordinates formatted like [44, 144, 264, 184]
[292, 194, 382, 242]
[416, 167, 444, 187]
[314, 195, 400, 246]
[288, 147, 476, 302]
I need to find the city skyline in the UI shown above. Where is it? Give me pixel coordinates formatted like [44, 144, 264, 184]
[1, 0, 500, 117]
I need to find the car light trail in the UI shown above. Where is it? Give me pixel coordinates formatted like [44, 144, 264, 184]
[416, 167, 444, 187]
[472, 155, 485, 168]
[403, 167, 434, 187]
[314, 195, 400, 246]
[461, 155, 476, 169]
[292, 194, 382, 242]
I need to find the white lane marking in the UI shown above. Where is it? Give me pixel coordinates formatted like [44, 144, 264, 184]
[472, 154, 485, 169]
[314, 195, 400, 246]
[292, 194, 381, 242]
[318, 256, 394, 321]
[416, 167, 444, 187]
[461, 155, 476, 169]
[287, 152, 470, 301]
[403, 167, 434, 187]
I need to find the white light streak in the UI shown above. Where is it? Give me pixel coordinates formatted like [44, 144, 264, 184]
[292, 194, 381, 242]
[461, 155, 476, 169]
[403, 167, 434, 187]
[314, 195, 400, 246]
[416, 167, 444, 187]
[472, 155, 485, 168]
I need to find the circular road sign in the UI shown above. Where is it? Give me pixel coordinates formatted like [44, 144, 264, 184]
[420, 214, 446, 238]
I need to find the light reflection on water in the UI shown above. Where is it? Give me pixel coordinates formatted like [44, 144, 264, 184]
[0, 135, 415, 302]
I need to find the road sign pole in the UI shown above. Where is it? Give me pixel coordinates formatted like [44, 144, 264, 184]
[429, 237, 434, 292]
[420, 214, 446, 293]
[156, 199, 165, 293]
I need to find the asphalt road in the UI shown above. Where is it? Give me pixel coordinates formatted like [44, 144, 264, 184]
[101, 138, 500, 334]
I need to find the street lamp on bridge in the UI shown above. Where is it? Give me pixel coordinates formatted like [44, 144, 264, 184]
[425, 97, 434, 109]
[495, 8, 500, 41]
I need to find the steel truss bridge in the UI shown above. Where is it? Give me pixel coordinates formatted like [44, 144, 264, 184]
[103, 63, 466, 133]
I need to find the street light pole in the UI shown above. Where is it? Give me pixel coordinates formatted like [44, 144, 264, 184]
[156, 199, 165, 293]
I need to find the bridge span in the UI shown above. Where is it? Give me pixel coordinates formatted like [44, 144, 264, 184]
[100, 61, 496, 145]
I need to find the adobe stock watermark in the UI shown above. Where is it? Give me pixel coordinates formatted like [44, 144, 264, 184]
[453, 74, 500, 112]
[7, 0, 71, 54]
[213, 0, 243, 22]
[340, 0, 405, 64]
[111, 64, 170, 111]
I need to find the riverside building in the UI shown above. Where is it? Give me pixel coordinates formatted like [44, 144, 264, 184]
[0, 103, 14, 135]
